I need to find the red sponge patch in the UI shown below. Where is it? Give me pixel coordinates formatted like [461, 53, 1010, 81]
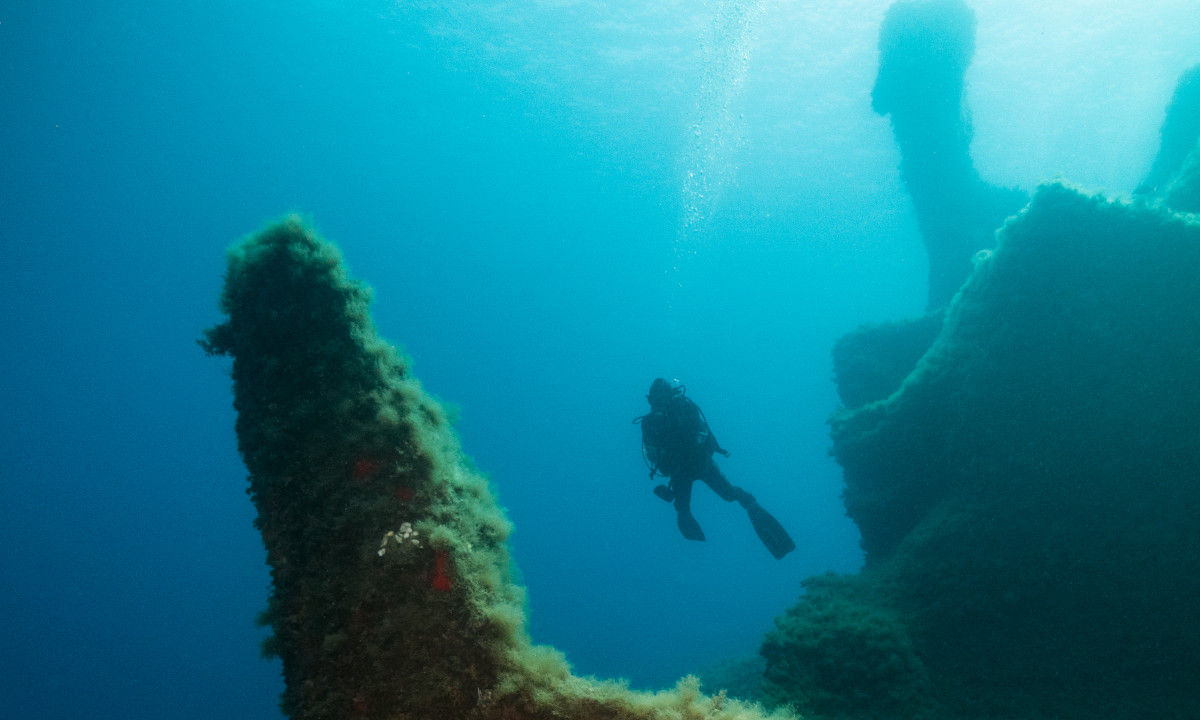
[350, 457, 382, 481]
[431, 550, 452, 592]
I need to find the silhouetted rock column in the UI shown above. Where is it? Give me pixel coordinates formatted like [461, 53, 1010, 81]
[1137, 64, 1200, 213]
[872, 0, 1027, 310]
[1136, 65, 1200, 199]
[203, 218, 789, 720]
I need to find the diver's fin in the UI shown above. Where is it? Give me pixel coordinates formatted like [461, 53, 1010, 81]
[677, 512, 706, 541]
[745, 502, 795, 559]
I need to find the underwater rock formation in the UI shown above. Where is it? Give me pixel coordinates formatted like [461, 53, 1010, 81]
[1165, 141, 1200, 212]
[203, 218, 789, 720]
[762, 573, 937, 720]
[829, 313, 943, 410]
[872, 0, 1027, 310]
[765, 184, 1200, 719]
[1136, 64, 1200, 207]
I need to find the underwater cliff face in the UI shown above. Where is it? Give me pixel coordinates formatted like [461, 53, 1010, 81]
[759, 31, 1200, 720]
[203, 220, 517, 718]
[767, 184, 1200, 719]
[204, 218, 794, 720]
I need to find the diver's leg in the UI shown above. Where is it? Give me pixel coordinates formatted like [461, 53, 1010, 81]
[700, 461, 754, 507]
[670, 476, 692, 513]
[671, 477, 705, 541]
[700, 462, 795, 559]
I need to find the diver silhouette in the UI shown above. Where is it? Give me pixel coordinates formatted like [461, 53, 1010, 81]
[634, 378, 795, 559]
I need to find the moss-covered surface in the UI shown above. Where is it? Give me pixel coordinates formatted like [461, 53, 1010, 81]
[830, 313, 943, 410]
[204, 217, 793, 720]
[766, 184, 1200, 719]
[762, 573, 937, 720]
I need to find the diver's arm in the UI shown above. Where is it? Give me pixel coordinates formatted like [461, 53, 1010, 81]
[690, 400, 729, 456]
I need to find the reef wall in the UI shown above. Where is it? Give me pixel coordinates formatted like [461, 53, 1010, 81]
[203, 218, 790, 720]
[763, 183, 1200, 719]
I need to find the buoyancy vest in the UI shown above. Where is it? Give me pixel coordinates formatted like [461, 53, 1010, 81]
[639, 396, 717, 477]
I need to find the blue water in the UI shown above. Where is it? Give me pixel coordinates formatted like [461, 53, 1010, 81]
[2, 2, 1197, 718]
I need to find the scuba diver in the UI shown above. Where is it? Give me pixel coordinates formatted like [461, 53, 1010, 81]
[634, 378, 795, 559]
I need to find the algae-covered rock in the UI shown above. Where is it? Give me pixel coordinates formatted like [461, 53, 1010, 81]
[767, 184, 1200, 719]
[762, 573, 937, 720]
[204, 217, 791, 720]
[830, 313, 943, 410]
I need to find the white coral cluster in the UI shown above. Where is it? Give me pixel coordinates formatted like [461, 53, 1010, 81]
[377, 522, 421, 556]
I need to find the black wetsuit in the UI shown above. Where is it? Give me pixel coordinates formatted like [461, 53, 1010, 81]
[639, 388, 795, 558]
[669, 461, 751, 514]
[642, 395, 752, 538]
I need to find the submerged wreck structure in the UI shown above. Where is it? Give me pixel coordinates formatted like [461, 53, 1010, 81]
[203, 219, 789, 720]
[761, 59, 1200, 720]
